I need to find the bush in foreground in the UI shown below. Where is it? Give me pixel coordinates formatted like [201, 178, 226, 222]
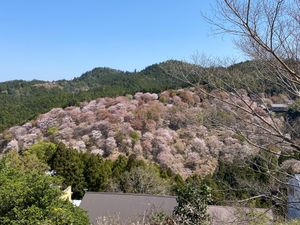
[0, 151, 89, 225]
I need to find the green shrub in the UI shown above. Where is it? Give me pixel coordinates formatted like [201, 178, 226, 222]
[174, 183, 212, 225]
[2, 130, 12, 141]
[0, 151, 89, 225]
[203, 109, 236, 128]
[232, 133, 246, 143]
[130, 131, 140, 144]
[26, 141, 57, 164]
[159, 95, 168, 103]
[47, 127, 59, 136]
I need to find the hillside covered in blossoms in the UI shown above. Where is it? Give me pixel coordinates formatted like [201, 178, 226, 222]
[0, 87, 290, 178]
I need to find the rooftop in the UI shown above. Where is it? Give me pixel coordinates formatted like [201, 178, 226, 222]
[80, 192, 273, 225]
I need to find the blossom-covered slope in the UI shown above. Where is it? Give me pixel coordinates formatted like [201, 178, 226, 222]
[0, 87, 286, 177]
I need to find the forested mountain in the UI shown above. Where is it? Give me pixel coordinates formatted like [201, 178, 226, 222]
[1, 85, 297, 211]
[0, 60, 285, 132]
[1, 86, 293, 176]
[0, 61, 188, 132]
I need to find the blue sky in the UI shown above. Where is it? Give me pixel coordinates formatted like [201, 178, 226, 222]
[0, 0, 243, 82]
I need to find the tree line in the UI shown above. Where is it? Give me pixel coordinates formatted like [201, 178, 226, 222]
[0, 140, 294, 224]
[0, 60, 289, 132]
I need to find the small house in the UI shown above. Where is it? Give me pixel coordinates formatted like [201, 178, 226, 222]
[270, 104, 289, 112]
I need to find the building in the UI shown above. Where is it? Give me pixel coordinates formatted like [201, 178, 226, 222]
[288, 174, 300, 219]
[80, 192, 176, 224]
[79, 192, 273, 225]
[270, 104, 289, 112]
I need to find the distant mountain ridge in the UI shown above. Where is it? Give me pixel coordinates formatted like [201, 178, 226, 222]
[0, 60, 186, 90]
[0, 60, 284, 132]
[0, 60, 190, 132]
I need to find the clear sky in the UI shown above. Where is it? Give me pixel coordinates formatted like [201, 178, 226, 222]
[0, 0, 242, 82]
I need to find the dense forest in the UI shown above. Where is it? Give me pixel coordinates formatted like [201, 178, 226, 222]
[4, 140, 281, 206]
[39, 140, 288, 212]
[0, 60, 285, 132]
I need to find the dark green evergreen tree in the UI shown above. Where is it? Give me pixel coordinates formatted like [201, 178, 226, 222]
[51, 143, 85, 199]
[83, 153, 105, 192]
[112, 155, 128, 178]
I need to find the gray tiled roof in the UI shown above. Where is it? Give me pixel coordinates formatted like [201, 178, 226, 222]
[80, 192, 177, 224]
[80, 192, 273, 225]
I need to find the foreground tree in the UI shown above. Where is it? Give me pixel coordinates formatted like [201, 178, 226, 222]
[213, 0, 300, 97]
[173, 182, 212, 225]
[116, 165, 171, 195]
[160, 0, 300, 220]
[0, 151, 89, 225]
[208, 0, 300, 151]
[209, 1, 300, 215]
[51, 143, 86, 199]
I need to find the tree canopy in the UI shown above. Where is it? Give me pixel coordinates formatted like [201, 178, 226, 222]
[0, 150, 89, 225]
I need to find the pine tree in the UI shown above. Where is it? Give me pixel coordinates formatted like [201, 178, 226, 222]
[51, 143, 86, 199]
